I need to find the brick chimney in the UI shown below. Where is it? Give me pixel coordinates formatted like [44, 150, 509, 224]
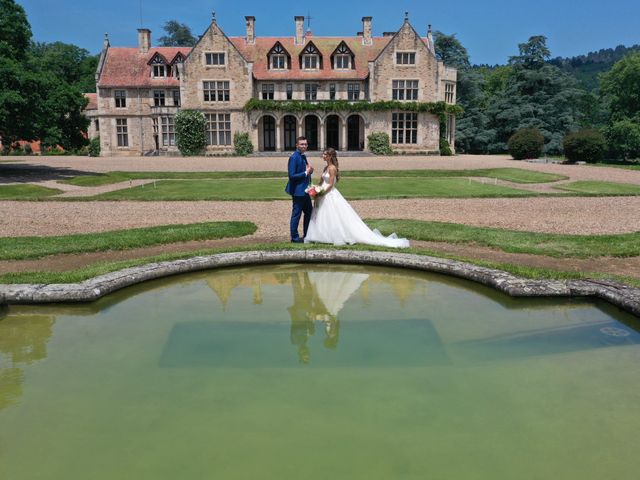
[294, 16, 305, 45]
[245, 16, 255, 44]
[362, 17, 372, 46]
[137, 28, 151, 53]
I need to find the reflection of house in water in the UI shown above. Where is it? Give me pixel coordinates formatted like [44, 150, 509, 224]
[0, 314, 55, 410]
[204, 267, 422, 311]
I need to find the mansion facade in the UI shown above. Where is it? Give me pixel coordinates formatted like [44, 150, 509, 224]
[92, 13, 457, 156]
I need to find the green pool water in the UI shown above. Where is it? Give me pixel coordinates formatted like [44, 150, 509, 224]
[1, 264, 640, 479]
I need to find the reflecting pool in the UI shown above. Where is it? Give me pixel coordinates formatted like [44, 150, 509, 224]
[1, 264, 640, 479]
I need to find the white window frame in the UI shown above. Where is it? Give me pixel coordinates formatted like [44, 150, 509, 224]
[152, 65, 166, 78]
[302, 54, 319, 70]
[271, 54, 287, 70]
[334, 54, 350, 69]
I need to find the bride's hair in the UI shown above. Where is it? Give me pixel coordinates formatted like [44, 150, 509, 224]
[323, 148, 340, 181]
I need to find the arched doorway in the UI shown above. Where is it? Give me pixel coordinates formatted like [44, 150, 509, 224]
[347, 115, 362, 151]
[305, 115, 319, 150]
[283, 115, 297, 151]
[325, 115, 339, 150]
[262, 115, 276, 151]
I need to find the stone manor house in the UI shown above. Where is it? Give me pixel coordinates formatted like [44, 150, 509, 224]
[90, 13, 457, 156]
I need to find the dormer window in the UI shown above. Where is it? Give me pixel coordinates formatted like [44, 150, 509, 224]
[170, 52, 185, 79]
[268, 42, 290, 70]
[303, 55, 319, 69]
[148, 52, 169, 78]
[153, 65, 166, 77]
[331, 42, 355, 70]
[300, 42, 322, 70]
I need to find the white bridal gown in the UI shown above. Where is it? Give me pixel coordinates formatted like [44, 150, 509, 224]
[304, 172, 410, 248]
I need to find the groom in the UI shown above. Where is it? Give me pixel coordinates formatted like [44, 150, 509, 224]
[285, 136, 313, 243]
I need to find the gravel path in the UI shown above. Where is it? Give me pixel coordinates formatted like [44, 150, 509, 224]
[3, 197, 640, 238]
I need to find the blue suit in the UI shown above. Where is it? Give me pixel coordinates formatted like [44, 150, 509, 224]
[285, 149, 313, 241]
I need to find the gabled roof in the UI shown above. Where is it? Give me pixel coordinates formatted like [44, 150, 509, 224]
[230, 36, 393, 80]
[83, 93, 97, 110]
[98, 47, 189, 88]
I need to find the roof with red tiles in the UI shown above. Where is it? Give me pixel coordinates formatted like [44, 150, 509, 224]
[98, 47, 189, 88]
[83, 93, 97, 110]
[229, 36, 394, 80]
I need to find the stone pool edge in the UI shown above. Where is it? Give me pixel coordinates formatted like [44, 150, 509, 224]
[1, 250, 639, 316]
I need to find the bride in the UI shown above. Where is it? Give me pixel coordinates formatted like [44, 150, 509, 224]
[304, 148, 410, 248]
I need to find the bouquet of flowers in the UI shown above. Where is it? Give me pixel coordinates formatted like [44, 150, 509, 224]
[305, 184, 326, 198]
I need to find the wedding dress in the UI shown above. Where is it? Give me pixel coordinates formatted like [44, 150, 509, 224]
[304, 171, 410, 248]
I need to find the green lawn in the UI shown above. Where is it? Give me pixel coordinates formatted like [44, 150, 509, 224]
[81, 177, 536, 201]
[556, 181, 640, 195]
[0, 221, 256, 260]
[1, 242, 637, 287]
[61, 168, 566, 187]
[0, 184, 63, 199]
[366, 219, 640, 258]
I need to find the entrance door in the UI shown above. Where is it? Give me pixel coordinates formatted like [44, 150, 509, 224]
[305, 116, 319, 150]
[263, 116, 276, 151]
[326, 115, 339, 150]
[347, 115, 361, 151]
[284, 115, 297, 151]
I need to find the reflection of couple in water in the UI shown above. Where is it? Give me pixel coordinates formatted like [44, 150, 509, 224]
[288, 270, 367, 364]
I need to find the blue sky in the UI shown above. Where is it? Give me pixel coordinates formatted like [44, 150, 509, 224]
[18, 0, 640, 65]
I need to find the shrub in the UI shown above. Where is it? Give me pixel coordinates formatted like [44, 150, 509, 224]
[88, 137, 101, 157]
[23, 143, 33, 155]
[367, 132, 392, 155]
[562, 129, 606, 163]
[233, 132, 254, 156]
[175, 110, 207, 156]
[605, 119, 640, 160]
[439, 137, 452, 156]
[507, 128, 544, 160]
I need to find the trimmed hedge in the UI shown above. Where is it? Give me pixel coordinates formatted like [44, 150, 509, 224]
[367, 132, 392, 155]
[233, 132, 254, 156]
[507, 128, 544, 160]
[563, 129, 606, 163]
[175, 110, 207, 156]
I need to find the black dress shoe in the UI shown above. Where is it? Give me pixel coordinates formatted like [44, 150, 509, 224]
[291, 238, 303, 243]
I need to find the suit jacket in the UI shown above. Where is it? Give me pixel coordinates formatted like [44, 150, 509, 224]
[285, 149, 311, 196]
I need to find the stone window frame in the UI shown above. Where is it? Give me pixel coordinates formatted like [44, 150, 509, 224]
[395, 51, 416, 66]
[160, 115, 176, 146]
[261, 83, 275, 100]
[172, 90, 181, 107]
[347, 83, 360, 101]
[204, 52, 226, 67]
[329, 83, 336, 100]
[153, 90, 166, 107]
[286, 83, 293, 100]
[304, 83, 318, 100]
[444, 82, 455, 104]
[391, 112, 418, 144]
[205, 113, 232, 146]
[203, 80, 231, 102]
[392, 79, 419, 101]
[114, 90, 127, 108]
[116, 118, 128, 147]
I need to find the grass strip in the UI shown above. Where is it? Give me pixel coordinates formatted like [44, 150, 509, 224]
[366, 219, 640, 258]
[1, 242, 637, 288]
[556, 180, 640, 195]
[0, 184, 63, 199]
[79, 177, 536, 201]
[60, 168, 566, 187]
[0, 222, 257, 260]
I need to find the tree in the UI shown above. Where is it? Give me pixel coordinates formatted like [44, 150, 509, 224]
[158, 20, 197, 47]
[29, 42, 99, 93]
[0, 0, 31, 60]
[509, 35, 551, 70]
[433, 31, 470, 69]
[600, 52, 640, 122]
